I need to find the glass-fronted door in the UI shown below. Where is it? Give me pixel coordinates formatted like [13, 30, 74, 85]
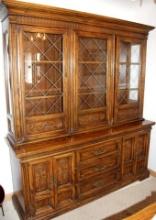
[22, 28, 69, 140]
[74, 31, 113, 132]
[114, 37, 145, 124]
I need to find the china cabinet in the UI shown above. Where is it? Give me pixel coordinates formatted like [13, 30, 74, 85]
[0, 0, 155, 219]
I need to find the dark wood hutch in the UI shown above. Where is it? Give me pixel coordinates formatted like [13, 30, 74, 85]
[0, 0, 155, 219]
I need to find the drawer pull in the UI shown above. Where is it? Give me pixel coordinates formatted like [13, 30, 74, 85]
[93, 181, 103, 188]
[94, 165, 106, 172]
[94, 149, 106, 156]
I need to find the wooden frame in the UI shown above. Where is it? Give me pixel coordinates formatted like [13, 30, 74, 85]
[1, 1, 155, 219]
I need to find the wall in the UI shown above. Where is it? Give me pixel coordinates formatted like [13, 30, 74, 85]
[0, 0, 156, 194]
[0, 21, 13, 194]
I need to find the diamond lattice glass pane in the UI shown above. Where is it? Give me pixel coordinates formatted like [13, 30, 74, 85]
[78, 37, 107, 110]
[25, 63, 63, 97]
[24, 31, 64, 117]
[25, 97, 63, 116]
[131, 44, 140, 63]
[79, 93, 106, 110]
[79, 37, 107, 62]
[79, 63, 106, 92]
[118, 89, 128, 105]
[24, 32, 63, 61]
[130, 65, 140, 89]
[129, 90, 138, 102]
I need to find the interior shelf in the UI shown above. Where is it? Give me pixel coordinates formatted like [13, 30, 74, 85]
[79, 61, 106, 64]
[25, 60, 62, 64]
[25, 94, 63, 100]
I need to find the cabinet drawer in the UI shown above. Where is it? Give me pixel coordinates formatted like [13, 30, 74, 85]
[78, 153, 119, 180]
[78, 139, 121, 162]
[78, 170, 119, 199]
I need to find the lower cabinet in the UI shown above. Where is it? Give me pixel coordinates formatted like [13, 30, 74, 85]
[122, 131, 150, 183]
[21, 129, 151, 219]
[24, 153, 75, 218]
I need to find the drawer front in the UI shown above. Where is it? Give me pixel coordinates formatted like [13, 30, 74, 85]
[78, 153, 119, 180]
[77, 139, 121, 163]
[78, 170, 119, 200]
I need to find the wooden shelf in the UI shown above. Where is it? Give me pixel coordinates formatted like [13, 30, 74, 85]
[119, 62, 140, 65]
[79, 61, 106, 64]
[25, 94, 63, 100]
[118, 88, 138, 91]
[79, 107, 106, 114]
[25, 60, 62, 64]
[79, 91, 106, 95]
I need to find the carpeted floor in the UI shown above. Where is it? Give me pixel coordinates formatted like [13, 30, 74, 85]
[104, 191, 156, 219]
[0, 176, 156, 220]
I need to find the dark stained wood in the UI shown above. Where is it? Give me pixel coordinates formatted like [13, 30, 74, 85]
[1, 1, 155, 219]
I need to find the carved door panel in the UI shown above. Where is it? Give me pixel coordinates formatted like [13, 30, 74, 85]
[53, 153, 75, 209]
[20, 26, 70, 141]
[73, 31, 114, 133]
[114, 37, 146, 124]
[28, 158, 54, 216]
[134, 131, 150, 176]
[122, 135, 135, 181]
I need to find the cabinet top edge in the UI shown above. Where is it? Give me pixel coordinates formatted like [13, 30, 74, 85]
[1, 0, 155, 33]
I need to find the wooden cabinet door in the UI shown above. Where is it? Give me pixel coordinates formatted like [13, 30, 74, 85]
[72, 31, 114, 133]
[114, 37, 146, 124]
[28, 158, 54, 216]
[53, 153, 75, 210]
[134, 131, 150, 176]
[122, 131, 150, 182]
[19, 26, 70, 141]
[122, 135, 135, 181]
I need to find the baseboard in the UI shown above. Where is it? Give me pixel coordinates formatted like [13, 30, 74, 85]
[149, 169, 156, 177]
[5, 192, 13, 201]
[5, 191, 20, 202]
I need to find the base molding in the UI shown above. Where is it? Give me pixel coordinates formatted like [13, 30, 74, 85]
[4, 191, 21, 202]
[5, 193, 13, 201]
[149, 169, 156, 177]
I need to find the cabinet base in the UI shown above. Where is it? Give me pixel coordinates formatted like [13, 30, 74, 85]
[12, 174, 150, 220]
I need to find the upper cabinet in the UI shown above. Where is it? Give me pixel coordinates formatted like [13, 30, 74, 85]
[2, 0, 154, 145]
[114, 37, 146, 124]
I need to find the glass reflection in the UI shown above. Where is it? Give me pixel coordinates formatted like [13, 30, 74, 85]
[129, 90, 138, 101]
[130, 65, 140, 89]
[131, 44, 140, 63]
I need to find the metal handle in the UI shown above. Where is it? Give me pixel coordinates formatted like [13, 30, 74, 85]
[93, 181, 103, 188]
[94, 148, 106, 156]
[94, 165, 106, 172]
